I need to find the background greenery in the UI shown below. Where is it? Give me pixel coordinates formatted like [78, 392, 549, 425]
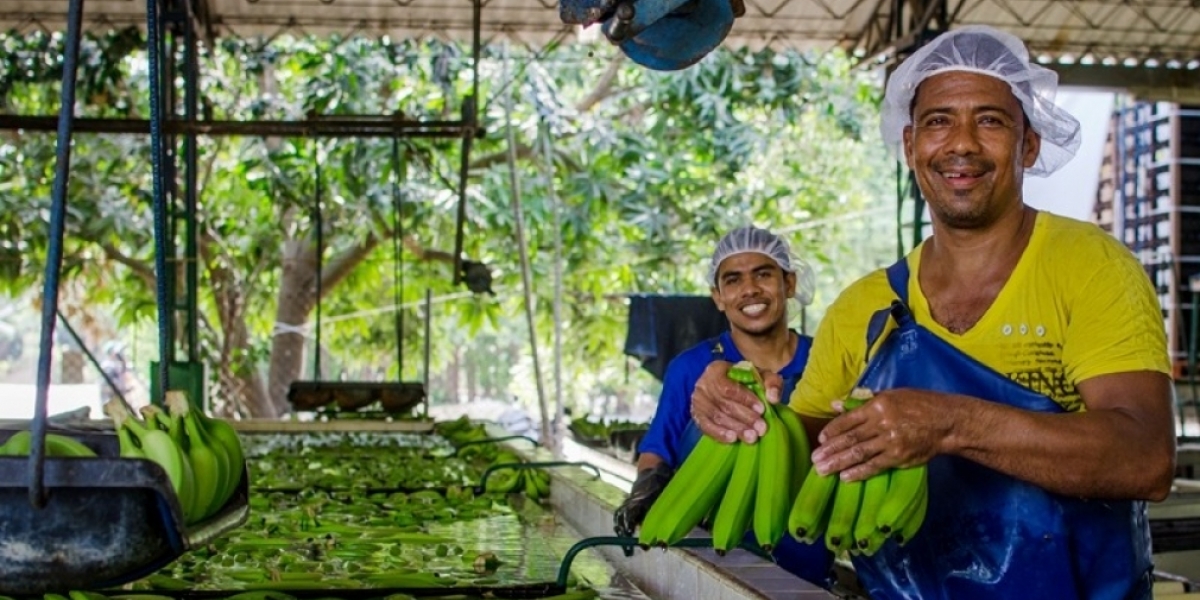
[0, 30, 899, 425]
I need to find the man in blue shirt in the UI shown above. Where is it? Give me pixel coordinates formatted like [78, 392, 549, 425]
[613, 225, 833, 587]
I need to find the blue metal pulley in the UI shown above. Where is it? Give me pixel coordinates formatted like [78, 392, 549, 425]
[560, 0, 745, 71]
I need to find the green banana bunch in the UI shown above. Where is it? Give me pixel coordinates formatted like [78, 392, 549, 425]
[104, 399, 196, 523]
[166, 391, 237, 520]
[702, 362, 813, 554]
[785, 388, 930, 556]
[141, 405, 202, 523]
[483, 467, 523, 493]
[0, 431, 97, 457]
[788, 388, 873, 548]
[638, 435, 737, 547]
[522, 468, 552, 500]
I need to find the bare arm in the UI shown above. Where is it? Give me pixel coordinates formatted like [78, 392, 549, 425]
[811, 371, 1176, 501]
[635, 452, 664, 472]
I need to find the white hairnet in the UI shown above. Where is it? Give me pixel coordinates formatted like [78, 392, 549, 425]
[708, 226, 815, 306]
[880, 25, 1081, 177]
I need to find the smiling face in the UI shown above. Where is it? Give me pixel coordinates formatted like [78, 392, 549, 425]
[902, 71, 1041, 230]
[711, 252, 796, 338]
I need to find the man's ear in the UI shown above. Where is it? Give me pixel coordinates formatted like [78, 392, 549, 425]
[1022, 127, 1041, 169]
[711, 286, 726, 313]
[784, 271, 797, 300]
[902, 125, 915, 169]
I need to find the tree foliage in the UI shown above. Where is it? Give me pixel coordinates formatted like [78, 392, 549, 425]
[0, 29, 896, 420]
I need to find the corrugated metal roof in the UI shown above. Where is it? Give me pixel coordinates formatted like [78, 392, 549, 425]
[1, 0, 1198, 63]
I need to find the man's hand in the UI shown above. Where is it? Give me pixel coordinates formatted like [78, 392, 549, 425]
[613, 462, 674, 538]
[689, 361, 784, 444]
[810, 388, 956, 481]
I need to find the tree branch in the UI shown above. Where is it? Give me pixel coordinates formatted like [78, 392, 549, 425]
[99, 242, 155, 288]
[470, 143, 536, 171]
[319, 235, 383, 297]
[576, 54, 626, 113]
[402, 235, 456, 265]
[468, 54, 626, 171]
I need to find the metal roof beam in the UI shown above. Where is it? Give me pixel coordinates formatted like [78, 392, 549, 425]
[1049, 63, 1200, 103]
[0, 115, 483, 139]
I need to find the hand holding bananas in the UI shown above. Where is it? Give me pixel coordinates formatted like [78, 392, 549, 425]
[638, 361, 811, 553]
[104, 392, 246, 525]
[811, 387, 949, 482]
[788, 389, 929, 556]
[613, 461, 673, 538]
[689, 360, 784, 444]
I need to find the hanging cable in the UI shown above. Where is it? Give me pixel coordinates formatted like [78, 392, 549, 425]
[539, 119, 566, 450]
[502, 43, 552, 449]
[313, 146, 324, 381]
[148, 0, 172, 413]
[392, 136, 405, 381]
[29, 0, 85, 509]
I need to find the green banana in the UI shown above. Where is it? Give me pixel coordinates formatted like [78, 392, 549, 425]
[167, 392, 231, 519]
[44, 433, 98, 457]
[363, 572, 454, 587]
[753, 404, 792, 551]
[142, 405, 201, 522]
[0, 431, 31, 455]
[788, 459, 839, 543]
[221, 592, 299, 600]
[854, 470, 891, 555]
[875, 465, 928, 535]
[67, 591, 109, 600]
[523, 470, 542, 499]
[710, 440, 758, 554]
[1, 431, 96, 457]
[775, 407, 813, 500]
[532, 469, 551, 498]
[197, 408, 246, 497]
[535, 590, 600, 600]
[824, 478, 864, 554]
[144, 573, 192, 590]
[484, 468, 521, 493]
[893, 480, 928, 545]
[638, 435, 737, 547]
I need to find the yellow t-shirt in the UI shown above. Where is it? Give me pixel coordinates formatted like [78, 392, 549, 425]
[791, 211, 1170, 418]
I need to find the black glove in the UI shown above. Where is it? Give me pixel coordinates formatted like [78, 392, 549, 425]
[613, 462, 674, 538]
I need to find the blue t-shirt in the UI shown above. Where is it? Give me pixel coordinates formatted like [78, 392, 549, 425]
[637, 330, 812, 467]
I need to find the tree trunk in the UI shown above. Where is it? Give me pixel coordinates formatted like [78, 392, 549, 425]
[206, 245, 273, 418]
[267, 238, 318, 416]
[466, 354, 477, 403]
[267, 234, 381, 415]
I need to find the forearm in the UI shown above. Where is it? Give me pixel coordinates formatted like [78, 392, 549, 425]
[635, 452, 665, 472]
[944, 397, 1175, 501]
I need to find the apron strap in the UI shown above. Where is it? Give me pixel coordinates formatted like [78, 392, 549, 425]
[864, 260, 915, 363]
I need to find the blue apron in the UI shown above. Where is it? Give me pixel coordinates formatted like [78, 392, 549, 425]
[850, 260, 1152, 600]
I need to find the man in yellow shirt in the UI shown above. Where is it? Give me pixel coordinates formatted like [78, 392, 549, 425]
[688, 25, 1176, 599]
